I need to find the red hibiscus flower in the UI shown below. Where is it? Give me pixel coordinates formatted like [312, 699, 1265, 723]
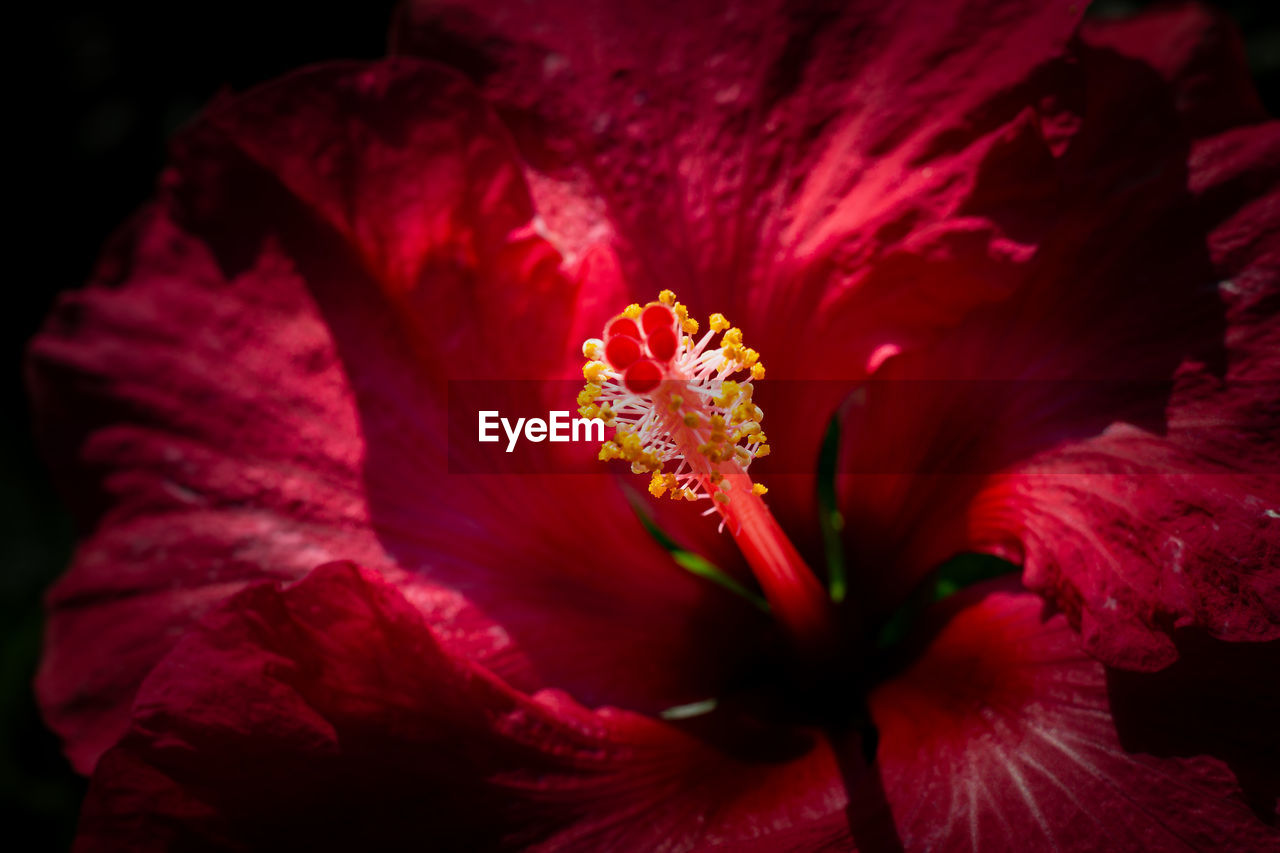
[29, 0, 1280, 849]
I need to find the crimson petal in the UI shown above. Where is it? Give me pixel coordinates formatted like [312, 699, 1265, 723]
[871, 582, 1279, 850]
[75, 563, 848, 851]
[834, 16, 1280, 663]
[393, 0, 1091, 550]
[29, 60, 756, 773]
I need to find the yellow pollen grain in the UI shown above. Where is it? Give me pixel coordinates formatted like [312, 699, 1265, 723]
[682, 317, 699, 334]
[756, 445, 771, 458]
[752, 483, 768, 496]
[648, 472, 669, 497]
[668, 394, 683, 412]
[683, 413, 700, 427]
[716, 381, 740, 408]
[659, 289, 677, 305]
[622, 304, 642, 320]
[709, 313, 730, 333]
[583, 361, 609, 383]
[751, 363, 766, 380]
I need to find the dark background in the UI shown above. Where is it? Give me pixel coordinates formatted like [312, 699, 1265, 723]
[3, 1, 1276, 848]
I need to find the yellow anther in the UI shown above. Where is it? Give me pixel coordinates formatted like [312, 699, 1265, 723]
[668, 394, 683, 412]
[599, 404, 616, 424]
[598, 441, 622, 461]
[755, 432, 767, 444]
[632, 459, 657, 474]
[714, 492, 730, 505]
[709, 313, 730, 333]
[659, 290, 677, 306]
[577, 386, 601, 406]
[618, 432, 643, 461]
[751, 363, 766, 380]
[716, 381, 740, 408]
[752, 483, 768, 496]
[582, 338, 603, 359]
[709, 414, 726, 430]
[666, 301, 699, 335]
[622, 304, 642, 319]
[583, 361, 609, 383]
[710, 471, 724, 484]
[683, 412, 700, 427]
[649, 472, 669, 497]
[740, 347, 759, 368]
[756, 445, 771, 458]
[722, 328, 743, 347]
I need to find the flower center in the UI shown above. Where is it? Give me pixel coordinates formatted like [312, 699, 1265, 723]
[579, 291, 833, 653]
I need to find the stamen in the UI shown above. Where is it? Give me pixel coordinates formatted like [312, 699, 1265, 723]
[579, 292, 833, 652]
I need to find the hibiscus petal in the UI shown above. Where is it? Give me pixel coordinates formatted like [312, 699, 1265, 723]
[30, 202, 390, 772]
[30, 60, 758, 773]
[870, 581, 1279, 850]
[75, 562, 848, 851]
[392, 0, 1091, 546]
[392, 0, 1085, 334]
[833, 19, 1280, 664]
[1083, 2, 1267, 139]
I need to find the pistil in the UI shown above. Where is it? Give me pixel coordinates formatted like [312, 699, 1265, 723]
[579, 292, 834, 653]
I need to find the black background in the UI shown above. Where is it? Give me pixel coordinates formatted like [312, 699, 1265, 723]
[3, 1, 1276, 848]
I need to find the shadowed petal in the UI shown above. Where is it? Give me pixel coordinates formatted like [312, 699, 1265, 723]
[75, 563, 847, 852]
[834, 18, 1280, 661]
[871, 582, 1279, 850]
[393, 0, 1090, 545]
[29, 60, 758, 773]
